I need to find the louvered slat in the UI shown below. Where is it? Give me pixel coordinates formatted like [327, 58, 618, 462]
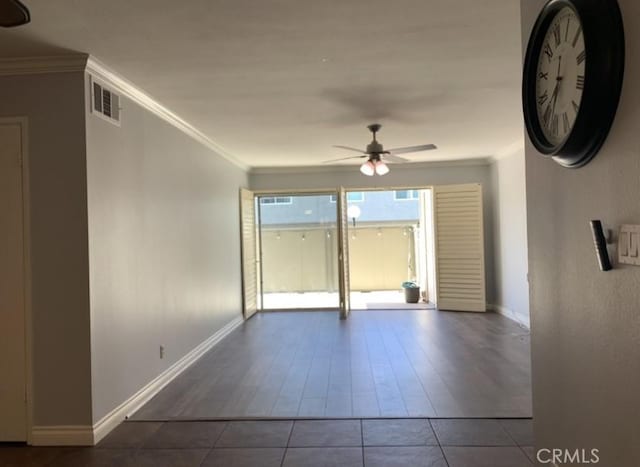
[240, 189, 258, 319]
[433, 184, 486, 312]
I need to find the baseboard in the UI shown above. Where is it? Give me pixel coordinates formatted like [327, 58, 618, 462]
[489, 304, 530, 329]
[31, 425, 94, 446]
[91, 315, 244, 445]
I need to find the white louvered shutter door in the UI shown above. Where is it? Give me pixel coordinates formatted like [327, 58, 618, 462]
[240, 189, 258, 319]
[433, 184, 486, 312]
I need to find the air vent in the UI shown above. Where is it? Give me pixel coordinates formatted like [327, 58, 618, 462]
[91, 78, 121, 126]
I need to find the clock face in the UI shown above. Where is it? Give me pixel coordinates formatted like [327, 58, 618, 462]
[522, 0, 624, 168]
[535, 6, 586, 147]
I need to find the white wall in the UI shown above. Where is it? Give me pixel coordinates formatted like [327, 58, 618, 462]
[522, 1, 640, 465]
[0, 72, 93, 428]
[84, 74, 248, 423]
[491, 148, 530, 326]
[250, 162, 496, 304]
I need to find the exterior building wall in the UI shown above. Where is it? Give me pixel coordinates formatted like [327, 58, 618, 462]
[258, 190, 420, 225]
[261, 225, 417, 293]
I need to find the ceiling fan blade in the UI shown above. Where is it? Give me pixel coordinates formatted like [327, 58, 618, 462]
[332, 145, 366, 154]
[387, 144, 437, 155]
[322, 155, 367, 163]
[383, 154, 410, 163]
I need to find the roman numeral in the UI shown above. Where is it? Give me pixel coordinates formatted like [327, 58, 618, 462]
[544, 43, 554, 62]
[538, 91, 549, 106]
[572, 100, 580, 113]
[538, 71, 549, 80]
[572, 26, 582, 47]
[551, 114, 559, 136]
[576, 75, 585, 90]
[553, 23, 561, 46]
[576, 50, 585, 65]
[543, 104, 552, 127]
[565, 18, 570, 41]
[563, 112, 570, 133]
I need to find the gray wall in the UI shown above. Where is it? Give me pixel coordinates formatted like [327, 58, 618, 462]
[250, 162, 496, 303]
[522, 1, 640, 465]
[84, 74, 248, 423]
[490, 149, 530, 326]
[0, 72, 93, 427]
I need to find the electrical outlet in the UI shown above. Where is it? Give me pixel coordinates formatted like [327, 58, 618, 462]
[159, 345, 165, 359]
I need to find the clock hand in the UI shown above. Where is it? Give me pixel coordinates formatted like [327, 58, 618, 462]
[548, 85, 560, 129]
[551, 56, 563, 121]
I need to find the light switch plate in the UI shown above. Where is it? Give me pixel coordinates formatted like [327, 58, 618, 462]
[618, 225, 640, 265]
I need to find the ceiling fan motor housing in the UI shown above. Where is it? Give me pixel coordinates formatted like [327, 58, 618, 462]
[366, 141, 384, 154]
[325, 122, 436, 165]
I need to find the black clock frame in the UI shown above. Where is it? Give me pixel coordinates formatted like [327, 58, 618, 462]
[522, 0, 624, 168]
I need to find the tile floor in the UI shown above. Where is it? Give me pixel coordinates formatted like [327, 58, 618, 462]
[132, 310, 532, 420]
[0, 418, 535, 466]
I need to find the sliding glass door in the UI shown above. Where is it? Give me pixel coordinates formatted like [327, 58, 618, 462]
[258, 193, 339, 310]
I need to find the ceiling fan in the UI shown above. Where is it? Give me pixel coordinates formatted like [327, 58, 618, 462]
[325, 123, 437, 176]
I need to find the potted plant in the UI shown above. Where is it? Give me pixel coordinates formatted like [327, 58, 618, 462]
[402, 281, 420, 303]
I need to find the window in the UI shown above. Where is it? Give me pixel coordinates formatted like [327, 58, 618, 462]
[330, 192, 364, 203]
[260, 196, 292, 205]
[394, 190, 419, 201]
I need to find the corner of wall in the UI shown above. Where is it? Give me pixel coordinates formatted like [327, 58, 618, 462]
[0, 65, 95, 432]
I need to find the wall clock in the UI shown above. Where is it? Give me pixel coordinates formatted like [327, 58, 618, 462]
[522, 0, 624, 168]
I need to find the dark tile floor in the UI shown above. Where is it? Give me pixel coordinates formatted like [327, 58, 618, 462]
[0, 418, 535, 466]
[132, 311, 532, 420]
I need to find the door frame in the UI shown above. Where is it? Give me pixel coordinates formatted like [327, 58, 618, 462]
[0, 116, 33, 443]
[342, 186, 434, 307]
[250, 186, 437, 314]
[252, 189, 340, 312]
[337, 187, 351, 319]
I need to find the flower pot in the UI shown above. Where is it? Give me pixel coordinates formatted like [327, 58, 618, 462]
[404, 286, 420, 303]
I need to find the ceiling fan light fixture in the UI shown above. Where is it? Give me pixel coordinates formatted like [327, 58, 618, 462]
[326, 123, 437, 174]
[360, 160, 375, 176]
[375, 160, 390, 176]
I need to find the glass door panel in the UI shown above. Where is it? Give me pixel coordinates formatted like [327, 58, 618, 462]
[258, 193, 338, 310]
[346, 189, 430, 310]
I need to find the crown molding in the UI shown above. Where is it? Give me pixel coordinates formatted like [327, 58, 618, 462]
[0, 54, 89, 76]
[85, 56, 247, 171]
[0, 54, 247, 170]
[490, 139, 525, 161]
[250, 157, 492, 175]
[0, 55, 502, 174]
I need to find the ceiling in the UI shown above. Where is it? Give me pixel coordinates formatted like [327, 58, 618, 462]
[0, 0, 524, 168]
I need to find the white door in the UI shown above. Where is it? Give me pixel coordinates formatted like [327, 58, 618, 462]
[337, 188, 351, 319]
[240, 189, 258, 319]
[0, 121, 28, 441]
[433, 184, 486, 312]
